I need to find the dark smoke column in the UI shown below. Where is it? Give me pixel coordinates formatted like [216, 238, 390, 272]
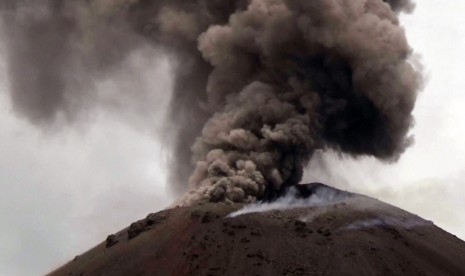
[0, 0, 420, 206]
[179, 0, 421, 205]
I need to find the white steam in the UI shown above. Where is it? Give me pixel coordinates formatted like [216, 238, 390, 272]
[344, 215, 433, 230]
[228, 185, 350, 217]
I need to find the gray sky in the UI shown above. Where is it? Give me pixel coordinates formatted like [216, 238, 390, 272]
[0, 30, 174, 274]
[1, 1, 464, 275]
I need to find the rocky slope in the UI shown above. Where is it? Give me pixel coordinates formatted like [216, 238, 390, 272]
[49, 184, 465, 276]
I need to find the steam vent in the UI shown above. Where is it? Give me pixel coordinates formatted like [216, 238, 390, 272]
[49, 184, 465, 276]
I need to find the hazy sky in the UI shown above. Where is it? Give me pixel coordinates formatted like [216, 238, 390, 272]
[1, 1, 465, 275]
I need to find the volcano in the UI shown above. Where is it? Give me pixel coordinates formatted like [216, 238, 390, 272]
[48, 184, 465, 276]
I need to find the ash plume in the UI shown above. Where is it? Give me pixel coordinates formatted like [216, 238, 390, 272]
[0, 0, 421, 205]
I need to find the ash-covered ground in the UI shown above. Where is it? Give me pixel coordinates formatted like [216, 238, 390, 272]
[49, 184, 465, 276]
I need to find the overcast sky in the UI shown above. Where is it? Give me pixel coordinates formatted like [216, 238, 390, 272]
[1, 1, 465, 275]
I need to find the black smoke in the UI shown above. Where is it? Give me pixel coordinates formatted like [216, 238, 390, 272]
[0, 0, 420, 205]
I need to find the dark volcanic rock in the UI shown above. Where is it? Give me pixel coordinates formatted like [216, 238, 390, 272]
[127, 212, 166, 240]
[48, 185, 465, 276]
[105, 234, 118, 248]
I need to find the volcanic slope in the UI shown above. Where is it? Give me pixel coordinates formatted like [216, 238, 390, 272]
[49, 184, 465, 276]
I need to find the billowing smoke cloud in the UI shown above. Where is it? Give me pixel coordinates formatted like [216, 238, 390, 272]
[0, 0, 420, 205]
[178, 0, 421, 204]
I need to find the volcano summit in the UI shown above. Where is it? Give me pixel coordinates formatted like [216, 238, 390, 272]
[49, 184, 465, 276]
